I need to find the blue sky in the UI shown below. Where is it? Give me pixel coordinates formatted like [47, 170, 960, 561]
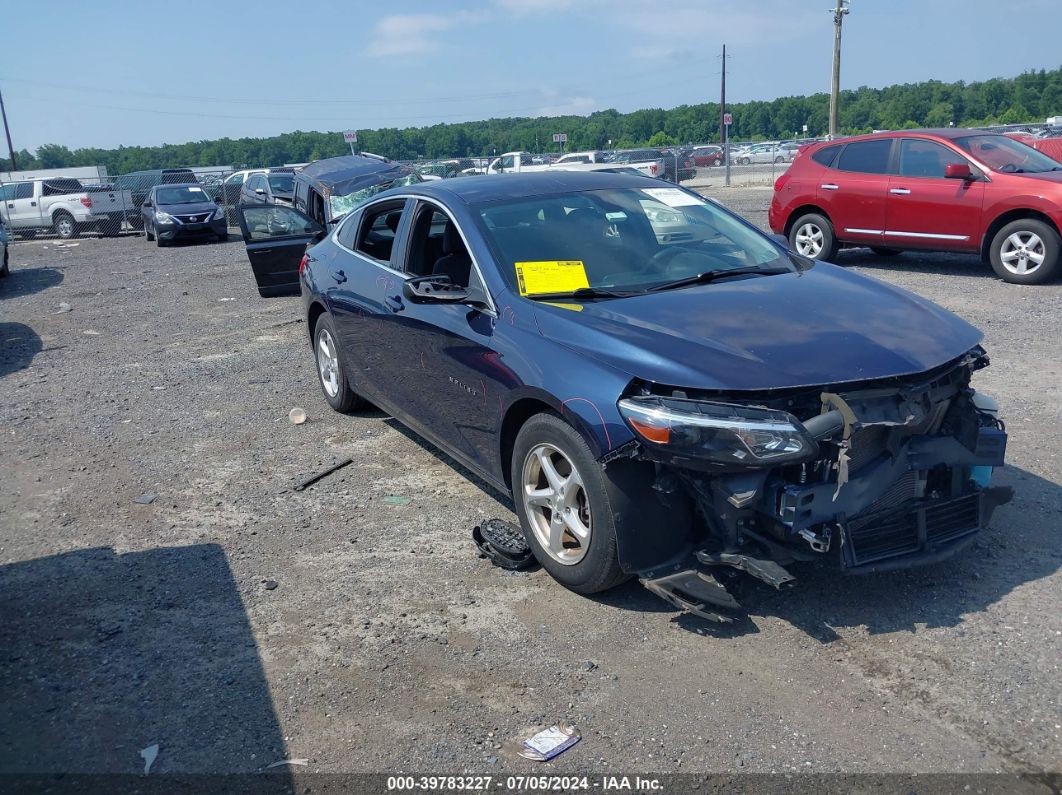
[3, 0, 1060, 151]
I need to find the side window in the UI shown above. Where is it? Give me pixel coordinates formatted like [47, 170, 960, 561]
[308, 189, 326, 225]
[334, 210, 362, 250]
[242, 206, 321, 241]
[15, 183, 33, 200]
[227, 173, 245, 187]
[836, 140, 893, 174]
[0, 184, 12, 201]
[500, 155, 514, 170]
[898, 139, 966, 179]
[355, 203, 405, 264]
[811, 145, 840, 167]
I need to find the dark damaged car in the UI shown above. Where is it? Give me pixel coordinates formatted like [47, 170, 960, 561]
[235, 172, 1010, 622]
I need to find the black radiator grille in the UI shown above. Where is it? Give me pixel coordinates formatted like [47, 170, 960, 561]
[846, 492, 983, 567]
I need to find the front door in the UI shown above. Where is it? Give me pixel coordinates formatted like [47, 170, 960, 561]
[236, 205, 324, 296]
[4, 182, 38, 230]
[816, 138, 894, 247]
[884, 138, 985, 252]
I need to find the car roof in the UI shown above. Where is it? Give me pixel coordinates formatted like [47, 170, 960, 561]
[397, 170, 666, 205]
[297, 154, 413, 195]
[154, 182, 205, 190]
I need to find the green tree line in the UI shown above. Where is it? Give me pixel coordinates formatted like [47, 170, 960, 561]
[3, 67, 1060, 175]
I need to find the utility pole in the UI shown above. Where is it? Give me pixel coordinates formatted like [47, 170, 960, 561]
[828, 0, 850, 138]
[719, 44, 726, 146]
[0, 86, 16, 171]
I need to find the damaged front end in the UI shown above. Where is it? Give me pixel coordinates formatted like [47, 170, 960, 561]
[615, 347, 1012, 623]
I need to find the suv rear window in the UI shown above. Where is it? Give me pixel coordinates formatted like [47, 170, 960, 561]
[811, 145, 841, 167]
[836, 140, 892, 174]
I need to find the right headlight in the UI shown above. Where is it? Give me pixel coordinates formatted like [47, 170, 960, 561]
[618, 396, 818, 467]
[155, 211, 175, 224]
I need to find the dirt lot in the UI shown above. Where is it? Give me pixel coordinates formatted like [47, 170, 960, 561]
[1, 187, 1060, 781]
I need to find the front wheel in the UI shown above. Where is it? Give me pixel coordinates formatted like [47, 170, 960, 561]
[774, 156, 785, 163]
[511, 414, 630, 594]
[740, 157, 750, 165]
[1, 248, 8, 277]
[989, 219, 1061, 285]
[313, 313, 363, 413]
[712, 157, 723, 167]
[788, 212, 839, 261]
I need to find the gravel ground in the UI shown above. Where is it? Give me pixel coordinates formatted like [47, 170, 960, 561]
[1, 190, 1060, 781]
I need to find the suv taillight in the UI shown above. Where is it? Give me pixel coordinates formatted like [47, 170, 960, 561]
[80, 197, 92, 208]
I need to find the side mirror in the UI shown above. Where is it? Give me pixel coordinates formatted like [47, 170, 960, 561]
[144, 201, 152, 208]
[945, 163, 973, 180]
[403, 274, 471, 304]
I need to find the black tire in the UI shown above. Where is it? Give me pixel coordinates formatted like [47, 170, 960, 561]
[510, 413, 631, 594]
[53, 211, 78, 239]
[215, 232, 229, 243]
[774, 156, 785, 163]
[312, 313, 363, 413]
[740, 157, 750, 165]
[1, 248, 8, 277]
[870, 247, 902, 257]
[144, 222, 154, 242]
[988, 218, 1061, 285]
[788, 212, 840, 262]
[712, 157, 723, 167]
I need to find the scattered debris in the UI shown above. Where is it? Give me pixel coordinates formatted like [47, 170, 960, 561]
[140, 743, 159, 774]
[293, 458, 353, 491]
[263, 580, 279, 591]
[473, 519, 535, 570]
[266, 758, 309, 769]
[83, 330, 101, 336]
[55, 242, 80, 248]
[382, 495, 412, 506]
[219, 297, 235, 302]
[132, 492, 157, 505]
[56, 302, 72, 313]
[517, 724, 580, 761]
[288, 407, 307, 425]
[580, 660, 598, 672]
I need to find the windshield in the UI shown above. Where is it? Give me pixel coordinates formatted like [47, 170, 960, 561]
[268, 173, 294, 192]
[954, 135, 1062, 174]
[156, 185, 210, 204]
[476, 187, 791, 298]
[328, 172, 421, 216]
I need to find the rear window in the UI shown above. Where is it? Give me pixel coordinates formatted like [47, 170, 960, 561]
[811, 145, 841, 167]
[836, 140, 892, 174]
[42, 179, 84, 196]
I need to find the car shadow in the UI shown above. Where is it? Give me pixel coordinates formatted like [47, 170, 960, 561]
[837, 248, 996, 279]
[0, 266, 64, 300]
[0, 544, 293, 788]
[0, 322, 43, 377]
[381, 417, 515, 509]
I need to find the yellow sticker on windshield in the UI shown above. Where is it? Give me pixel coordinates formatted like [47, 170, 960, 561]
[542, 302, 584, 312]
[514, 260, 589, 296]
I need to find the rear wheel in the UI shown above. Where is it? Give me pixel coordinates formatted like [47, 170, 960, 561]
[870, 247, 902, 257]
[511, 414, 630, 594]
[989, 219, 1061, 285]
[774, 156, 785, 163]
[789, 212, 839, 261]
[1, 247, 8, 277]
[53, 212, 77, 239]
[313, 313, 363, 412]
[740, 157, 751, 165]
[712, 157, 723, 166]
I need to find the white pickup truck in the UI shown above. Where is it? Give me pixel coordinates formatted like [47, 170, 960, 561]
[486, 151, 665, 178]
[0, 177, 134, 239]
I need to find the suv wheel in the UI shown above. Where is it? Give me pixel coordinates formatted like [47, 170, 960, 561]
[511, 414, 630, 594]
[789, 212, 840, 261]
[989, 219, 1060, 284]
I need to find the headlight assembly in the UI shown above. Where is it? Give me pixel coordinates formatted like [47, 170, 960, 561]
[618, 396, 818, 467]
[155, 211, 175, 224]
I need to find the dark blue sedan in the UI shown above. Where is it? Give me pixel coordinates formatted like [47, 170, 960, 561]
[236, 172, 1009, 621]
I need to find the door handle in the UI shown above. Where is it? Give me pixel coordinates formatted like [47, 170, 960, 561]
[889, 188, 911, 195]
[820, 184, 839, 190]
[6, 203, 12, 208]
[331, 270, 347, 283]
[385, 294, 404, 313]
[30, 201, 37, 206]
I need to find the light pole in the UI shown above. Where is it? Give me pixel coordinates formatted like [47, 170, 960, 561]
[828, 0, 851, 138]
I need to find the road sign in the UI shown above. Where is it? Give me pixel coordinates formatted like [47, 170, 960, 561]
[723, 113, 733, 126]
[552, 133, 568, 143]
[802, 124, 809, 133]
[343, 130, 358, 143]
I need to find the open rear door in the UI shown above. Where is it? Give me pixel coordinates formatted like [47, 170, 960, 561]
[236, 205, 324, 297]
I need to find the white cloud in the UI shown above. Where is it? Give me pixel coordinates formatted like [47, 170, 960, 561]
[537, 96, 598, 117]
[495, 0, 579, 14]
[366, 11, 486, 58]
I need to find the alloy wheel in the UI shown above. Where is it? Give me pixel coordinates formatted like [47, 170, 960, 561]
[521, 443, 591, 565]
[999, 230, 1045, 276]
[316, 328, 340, 398]
[794, 222, 824, 257]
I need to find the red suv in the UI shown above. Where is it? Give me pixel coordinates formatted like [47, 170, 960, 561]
[769, 129, 1062, 284]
